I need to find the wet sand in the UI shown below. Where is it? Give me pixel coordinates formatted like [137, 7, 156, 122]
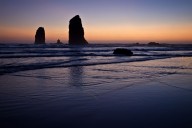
[0, 57, 192, 128]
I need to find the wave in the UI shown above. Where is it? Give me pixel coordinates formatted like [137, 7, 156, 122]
[0, 43, 192, 75]
[0, 56, 171, 75]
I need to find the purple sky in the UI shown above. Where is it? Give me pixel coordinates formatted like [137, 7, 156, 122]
[0, 0, 192, 43]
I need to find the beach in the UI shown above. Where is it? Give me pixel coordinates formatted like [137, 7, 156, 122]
[0, 44, 192, 128]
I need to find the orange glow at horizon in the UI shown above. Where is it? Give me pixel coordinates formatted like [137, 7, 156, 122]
[1, 23, 192, 43]
[1, 0, 192, 44]
[85, 23, 192, 42]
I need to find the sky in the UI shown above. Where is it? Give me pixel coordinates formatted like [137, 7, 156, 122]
[0, 0, 192, 44]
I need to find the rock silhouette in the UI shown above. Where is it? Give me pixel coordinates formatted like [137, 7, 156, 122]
[57, 39, 62, 44]
[148, 42, 160, 46]
[113, 48, 133, 56]
[69, 15, 88, 45]
[35, 27, 45, 44]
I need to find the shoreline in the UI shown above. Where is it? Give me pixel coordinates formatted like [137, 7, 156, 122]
[0, 47, 192, 128]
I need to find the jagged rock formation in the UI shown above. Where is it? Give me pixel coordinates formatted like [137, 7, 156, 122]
[113, 48, 133, 56]
[69, 15, 88, 45]
[35, 27, 45, 44]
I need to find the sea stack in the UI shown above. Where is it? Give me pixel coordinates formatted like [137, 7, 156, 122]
[35, 27, 45, 44]
[69, 15, 88, 45]
[57, 39, 62, 44]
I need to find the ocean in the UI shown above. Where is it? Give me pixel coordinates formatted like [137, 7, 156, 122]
[0, 43, 192, 128]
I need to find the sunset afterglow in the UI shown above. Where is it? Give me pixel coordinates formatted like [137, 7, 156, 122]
[0, 0, 192, 43]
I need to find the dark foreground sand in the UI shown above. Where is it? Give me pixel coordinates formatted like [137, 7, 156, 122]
[0, 57, 192, 128]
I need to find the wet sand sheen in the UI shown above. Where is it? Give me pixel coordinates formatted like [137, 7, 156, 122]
[0, 57, 192, 128]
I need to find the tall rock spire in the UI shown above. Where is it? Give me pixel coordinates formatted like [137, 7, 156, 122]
[69, 15, 88, 45]
[35, 27, 45, 44]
